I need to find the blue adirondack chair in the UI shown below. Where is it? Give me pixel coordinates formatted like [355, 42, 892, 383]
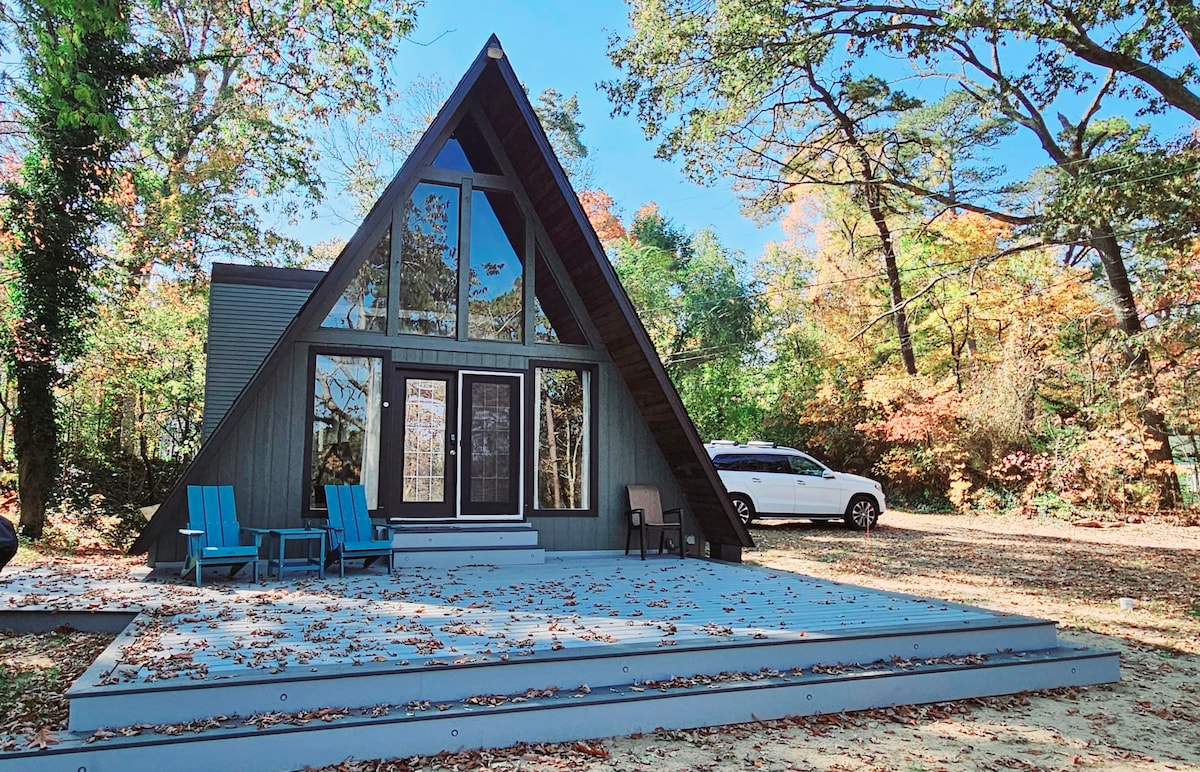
[323, 484, 393, 577]
[179, 486, 263, 587]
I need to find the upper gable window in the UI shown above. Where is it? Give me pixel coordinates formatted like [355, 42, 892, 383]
[322, 226, 390, 332]
[469, 189, 524, 342]
[399, 183, 460, 337]
[534, 247, 588, 345]
[432, 115, 501, 175]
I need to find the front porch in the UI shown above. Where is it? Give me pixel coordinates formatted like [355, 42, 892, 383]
[0, 554, 1118, 770]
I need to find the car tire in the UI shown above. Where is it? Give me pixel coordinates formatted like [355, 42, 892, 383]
[730, 494, 755, 526]
[845, 495, 880, 531]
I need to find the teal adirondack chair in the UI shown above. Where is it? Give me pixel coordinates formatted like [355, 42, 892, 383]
[179, 486, 263, 587]
[323, 484, 393, 577]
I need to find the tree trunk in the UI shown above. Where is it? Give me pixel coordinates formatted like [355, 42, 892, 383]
[866, 192, 918, 375]
[1090, 224, 1181, 508]
[543, 397, 562, 508]
[11, 363, 58, 539]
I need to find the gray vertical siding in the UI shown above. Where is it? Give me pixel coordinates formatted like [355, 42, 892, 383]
[155, 349, 308, 563]
[202, 281, 314, 441]
[158, 285, 698, 561]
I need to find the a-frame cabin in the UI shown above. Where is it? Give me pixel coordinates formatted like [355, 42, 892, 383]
[132, 36, 751, 565]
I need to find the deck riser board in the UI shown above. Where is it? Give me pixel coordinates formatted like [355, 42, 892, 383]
[390, 531, 541, 549]
[391, 548, 545, 567]
[66, 621, 1061, 731]
[17, 652, 1119, 772]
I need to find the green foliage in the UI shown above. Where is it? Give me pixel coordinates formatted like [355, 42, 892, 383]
[0, 0, 423, 540]
[117, 0, 422, 276]
[1, 0, 155, 538]
[606, 0, 1200, 511]
[533, 88, 593, 188]
[612, 207, 765, 441]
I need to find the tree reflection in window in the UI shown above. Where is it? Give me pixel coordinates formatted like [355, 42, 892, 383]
[536, 367, 590, 509]
[399, 183, 459, 337]
[322, 227, 390, 331]
[310, 355, 382, 509]
[469, 189, 523, 341]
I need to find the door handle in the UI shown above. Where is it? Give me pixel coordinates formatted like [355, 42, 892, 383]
[796, 480, 806, 485]
[750, 477, 762, 483]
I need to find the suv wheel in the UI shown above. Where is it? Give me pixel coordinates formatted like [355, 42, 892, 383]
[845, 495, 879, 531]
[730, 494, 755, 526]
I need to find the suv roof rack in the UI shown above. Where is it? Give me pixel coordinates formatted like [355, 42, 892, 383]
[706, 439, 738, 446]
[746, 440, 777, 448]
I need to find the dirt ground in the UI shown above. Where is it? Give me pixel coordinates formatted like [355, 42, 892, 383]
[321, 510, 1200, 771]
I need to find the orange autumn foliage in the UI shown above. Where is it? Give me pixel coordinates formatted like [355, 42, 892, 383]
[578, 189, 625, 245]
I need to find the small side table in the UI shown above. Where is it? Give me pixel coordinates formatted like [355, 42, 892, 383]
[260, 528, 325, 580]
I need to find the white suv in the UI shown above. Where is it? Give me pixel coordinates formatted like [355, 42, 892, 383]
[705, 441, 885, 530]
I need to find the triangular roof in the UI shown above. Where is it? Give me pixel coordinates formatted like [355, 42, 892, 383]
[133, 35, 751, 555]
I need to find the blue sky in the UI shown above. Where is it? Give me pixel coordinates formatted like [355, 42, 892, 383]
[301, 0, 784, 261]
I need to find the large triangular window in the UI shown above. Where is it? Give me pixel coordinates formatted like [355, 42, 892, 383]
[322, 227, 390, 332]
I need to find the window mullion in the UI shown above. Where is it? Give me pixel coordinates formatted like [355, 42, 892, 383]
[387, 205, 403, 336]
[457, 176, 473, 341]
[523, 212, 535, 346]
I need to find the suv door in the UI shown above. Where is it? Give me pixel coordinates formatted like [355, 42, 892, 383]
[788, 454, 843, 515]
[748, 454, 796, 514]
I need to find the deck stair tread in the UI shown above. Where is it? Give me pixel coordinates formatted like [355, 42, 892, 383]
[391, 544, 541, 553]
[64, 612, 1064, 731]
[7, 644, 1119, 772]
[387, 522, 543, 564]
[388, 524, 537, 532]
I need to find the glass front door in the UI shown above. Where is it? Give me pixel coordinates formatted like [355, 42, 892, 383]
[460, 374, 522, 517]
[390, 370, 522, 519]
[392, 371, 456, 518]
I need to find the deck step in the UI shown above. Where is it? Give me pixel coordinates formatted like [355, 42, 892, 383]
[384, 523, 545, 567]
[15, 645, 1119, 772]
[65, 614, 1061, 732]
[389, 524, 541, 550]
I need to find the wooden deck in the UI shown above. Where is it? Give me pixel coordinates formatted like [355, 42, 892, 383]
[0, 554, 1119, 771]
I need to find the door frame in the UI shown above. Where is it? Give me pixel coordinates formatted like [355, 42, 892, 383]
[386, 367, 525, 522]
[456, 370, 524, 520]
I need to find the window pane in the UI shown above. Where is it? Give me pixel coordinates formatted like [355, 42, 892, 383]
[469, 189, 524, 342]
[789, 455, 823, 476]
[469, 382, 512, 502]
[402, 379, 447, 503]
[536, 368, 590, 509]
[534, 247, 587, 344]
[311, 355, 382, 509]
[322, 227, 390, 331]
[431, 116, 501, 174]
[399, 183, 459, 337]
